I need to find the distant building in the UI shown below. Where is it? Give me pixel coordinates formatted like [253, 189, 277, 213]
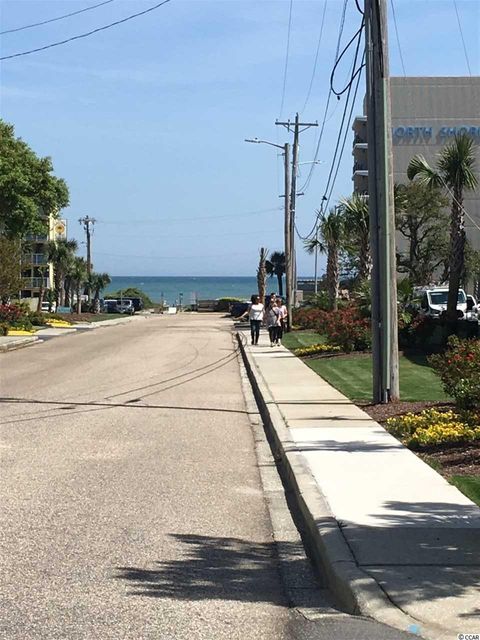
[21, 216, 67, 303]
[352, 77, 480, 261]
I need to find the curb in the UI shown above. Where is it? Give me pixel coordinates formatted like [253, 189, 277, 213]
[236, 331, 438, 639]
[0, 337, 40, 352]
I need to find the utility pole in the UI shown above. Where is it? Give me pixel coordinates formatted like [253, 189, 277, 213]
[244, 138, 292, 329]
[79, 215, 96, 301]
[276, 113, 317, 315]
[283, 143, 292, 329]
[365, 0, 399, 402]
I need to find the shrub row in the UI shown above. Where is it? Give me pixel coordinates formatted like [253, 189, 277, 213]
[294, 344, 341, 357]
[386, 408, 480, 449]
[428, 336, 480, 409]
[293, 306, 371, 353]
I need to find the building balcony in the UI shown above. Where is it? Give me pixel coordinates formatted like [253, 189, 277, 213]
[22, 253, 48, 266]
[25, 233, 49, 242]
[22, 277, 50, 289]
[353, 142, 368, 150]
[353, 162, 368, 176]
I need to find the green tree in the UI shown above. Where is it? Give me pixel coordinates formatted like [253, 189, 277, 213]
[338, 194, 370, 283]
[407, 134, 478, 319]
[394, 181, 450, 285]
[90, 272, 112, 313]
[305, 208, 345, 310]
[47, 238, 78, 306]
[0, 236, 22, 303]
[265, 251, 285, 296]
[70, 257, 88, 314]
[0, 120, 69, 237]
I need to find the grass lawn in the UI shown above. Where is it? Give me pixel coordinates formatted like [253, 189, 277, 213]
[282, 330, 325, 351]
[450, 475, 480, 507]
[305, 353, 449, 402]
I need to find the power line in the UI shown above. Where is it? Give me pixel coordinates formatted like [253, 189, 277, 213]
[95, 207, 281, 226]
[330, 20, 365, 97]
[0, 0, 171, 61]
[389, 0, 406, 76]
[452, 0, 472, 76]
[297, 53, 364, 241]
[301, 0, 328, 113]
[0, 0, 116, 35]
[298, 0, 349, 193]
[279, 0, 294, 117]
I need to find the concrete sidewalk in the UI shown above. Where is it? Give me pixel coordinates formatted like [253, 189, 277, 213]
[238, 328, 480, 639]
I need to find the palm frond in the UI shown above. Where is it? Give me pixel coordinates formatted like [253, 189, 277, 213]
[407, 155, 441, 187]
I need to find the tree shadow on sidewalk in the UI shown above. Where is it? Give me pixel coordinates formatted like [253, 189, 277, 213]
[115, 533, 298, 604]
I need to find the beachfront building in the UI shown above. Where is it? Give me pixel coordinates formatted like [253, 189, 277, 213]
[21, 216, 67, 307]
[352, 77, 480, 277]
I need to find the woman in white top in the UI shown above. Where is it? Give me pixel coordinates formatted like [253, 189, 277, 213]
[239, 295, 264, 345]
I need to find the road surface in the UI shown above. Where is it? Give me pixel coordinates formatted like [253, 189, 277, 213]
[0, 314, 412, 639]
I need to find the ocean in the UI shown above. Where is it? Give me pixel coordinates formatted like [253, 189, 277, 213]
[105, 276, 270, 305]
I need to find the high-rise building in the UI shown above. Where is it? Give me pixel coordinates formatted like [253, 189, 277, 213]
[352, 77, 480, 258]
[21, 215, 67, 305]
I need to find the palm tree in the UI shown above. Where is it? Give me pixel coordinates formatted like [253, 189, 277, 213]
[90, 272, 111, 313]
[47, 238, 78, 307]
[265, 251, 285, 296]
[257, 247, 268, 304]
[69, 257, 88, 314]
[407, 134, 478, 320]
[305, 208, 344, 311]
[338, 194, 370, 282]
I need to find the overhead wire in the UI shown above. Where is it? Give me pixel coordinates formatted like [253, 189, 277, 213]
[297, 15, 365, 240]
[300, 0, 328, 113]
[279, 0, 294, 118]
[389, 0, 406, 76]
[0, 0, 116, 35]
[298, 0, 349, 193]
[0, 0, 171, 61]
[95, 206, 281, 225]
[296, 52, 364, 241]
[452, 0, 472, 76]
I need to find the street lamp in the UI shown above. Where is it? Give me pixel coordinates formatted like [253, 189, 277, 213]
[245, 137, 292, 329]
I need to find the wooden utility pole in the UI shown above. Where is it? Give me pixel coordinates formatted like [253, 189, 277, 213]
[365, 0, 399, 402]
[79, 215, 96, 301]
[283, 142, 292, 330]
[276, 113, 318, 317]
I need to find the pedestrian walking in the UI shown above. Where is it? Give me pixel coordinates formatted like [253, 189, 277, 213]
[265, 298, 280, 347]
[275, 297, 287, 346]
[238, 295, 264, 345]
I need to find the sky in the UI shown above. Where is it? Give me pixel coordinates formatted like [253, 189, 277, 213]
[1, 0, 479, 277]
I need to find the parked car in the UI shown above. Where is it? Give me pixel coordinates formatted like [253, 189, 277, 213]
[416, 286, 469, 319]
[103, 299, 119, 313]
[122, 297, 144, 312]
[115, 300, 135, 315]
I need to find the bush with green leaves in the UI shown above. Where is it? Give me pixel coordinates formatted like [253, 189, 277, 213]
[428, 336, 480, 409]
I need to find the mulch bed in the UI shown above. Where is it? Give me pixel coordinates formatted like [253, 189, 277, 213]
[360, 400, 452, 423]
[361, 400, 480, 478]
[418, 443, 480, 478]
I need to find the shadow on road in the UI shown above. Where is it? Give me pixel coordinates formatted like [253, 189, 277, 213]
[115, 533, 290, 604]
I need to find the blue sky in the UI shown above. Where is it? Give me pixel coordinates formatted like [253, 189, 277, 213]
[1, 0, 479, 276]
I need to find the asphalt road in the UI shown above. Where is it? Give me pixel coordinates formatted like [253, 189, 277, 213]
[0, 314, 413, 639]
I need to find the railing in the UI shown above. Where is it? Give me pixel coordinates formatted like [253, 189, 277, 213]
[354, 135, 367, 144]
[353, 162, 368, 172]
[22, 253, 48, 265]
[24, 233, 48, 242]
[22, 277, 50, 289]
